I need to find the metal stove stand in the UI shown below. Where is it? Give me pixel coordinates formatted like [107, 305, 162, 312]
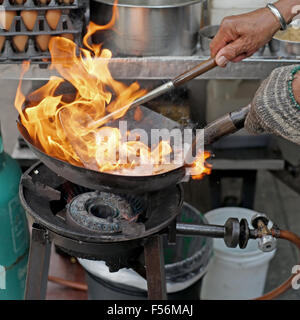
[25, 224, 168, 300]
[20, 163, 263, 300]
[20, 162, 184, 300]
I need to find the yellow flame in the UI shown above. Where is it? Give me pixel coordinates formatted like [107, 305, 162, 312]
[15, 0, 211, 178]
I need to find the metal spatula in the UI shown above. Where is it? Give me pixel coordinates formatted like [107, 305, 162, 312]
[82, 57, 217, 130]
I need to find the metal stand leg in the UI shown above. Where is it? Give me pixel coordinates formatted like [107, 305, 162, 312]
[209, 170, 257, 209]
[241, 170, 257, 209]
[25, 223, 51, 300]
[144, 235, 167, 300]
[209, 171, 222, 209]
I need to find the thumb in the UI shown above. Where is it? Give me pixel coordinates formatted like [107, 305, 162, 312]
[215, 38, 247, 67]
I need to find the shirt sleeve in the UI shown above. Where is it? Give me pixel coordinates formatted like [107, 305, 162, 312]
[245, 65, 300, 146]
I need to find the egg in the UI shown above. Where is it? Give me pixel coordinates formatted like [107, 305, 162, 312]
[0, 11, 16, 31]
[9, 0, 26, 4]
[12, 35, 28, 52]
[45, 10, 61, 30]
[36, 0, 50, 4]
[63, 0, 74, 4]
[0, 36, 5, 52]
[36, 34, 50, 51]
[21, 10, 38, 31]
[60, 33, 74, 41]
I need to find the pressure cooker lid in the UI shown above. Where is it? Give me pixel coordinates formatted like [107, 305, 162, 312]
[93, 0, 203, 8]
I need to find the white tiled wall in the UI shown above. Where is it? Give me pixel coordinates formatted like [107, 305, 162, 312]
[211, 0, 275, 9]
[209, 0, 276, 24]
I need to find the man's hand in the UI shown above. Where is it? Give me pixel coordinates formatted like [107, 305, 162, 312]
[210, 8, 280, 67]
[210, 0, 300, 67]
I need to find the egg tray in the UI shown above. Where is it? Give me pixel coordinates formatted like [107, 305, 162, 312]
[0, 30, 82, 61]
[0, 8, 86, 35]
[0, 0, 88, 10]
[0, 9, 84, 61]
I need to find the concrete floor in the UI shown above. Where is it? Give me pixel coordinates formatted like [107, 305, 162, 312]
[255, 171, 300, 299]
[184, 171, 300, 300]
[1, 79, 300, 300]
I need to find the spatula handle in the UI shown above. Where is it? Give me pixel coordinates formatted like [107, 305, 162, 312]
[204, 104, 251, 145]
[172, 57, 217, 87]
[184, 105, 251, 165]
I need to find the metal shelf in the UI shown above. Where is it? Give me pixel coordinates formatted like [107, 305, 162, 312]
[1, 55, 300, 81]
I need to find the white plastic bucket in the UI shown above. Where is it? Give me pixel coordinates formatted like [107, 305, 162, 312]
[200, 207, 276, 300]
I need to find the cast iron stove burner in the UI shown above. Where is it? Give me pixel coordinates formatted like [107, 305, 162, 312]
[21, 162, 262, 301]
[20, 162, 183, 244]
[21, 162, 184, 300]
[66, 191, 144, 234]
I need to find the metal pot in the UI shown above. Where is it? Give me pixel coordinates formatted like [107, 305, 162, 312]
[90, 0, 204, 56]
[199, 25, 219, 56]
[269, 19, 300, 56]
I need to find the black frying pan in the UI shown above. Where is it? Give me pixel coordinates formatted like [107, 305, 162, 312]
[17, 105, 250, 194]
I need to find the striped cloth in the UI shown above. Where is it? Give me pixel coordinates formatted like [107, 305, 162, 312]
[245, 65, 300, 146]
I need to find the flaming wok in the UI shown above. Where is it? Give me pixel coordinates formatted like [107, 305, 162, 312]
[18, 104, 249, 194]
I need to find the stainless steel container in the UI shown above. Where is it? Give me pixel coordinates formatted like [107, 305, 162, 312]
[199, 25, 219, 56]
[90, 0, 204, 56]
[269, 19, 300, 56]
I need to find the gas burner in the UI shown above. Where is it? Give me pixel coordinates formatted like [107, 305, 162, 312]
[66, 191, 145, 234]
[21, 162, 265, 301]
[21, 161, 185, 300]
[20, 161, 183, 245]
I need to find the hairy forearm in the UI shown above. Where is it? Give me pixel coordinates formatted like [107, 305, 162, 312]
[211, 0, 300, 66]
[275, 0, 300, 23]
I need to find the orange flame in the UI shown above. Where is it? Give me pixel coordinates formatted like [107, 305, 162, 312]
[15, 1, 211, 178]
[190, 151, 212, 180]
